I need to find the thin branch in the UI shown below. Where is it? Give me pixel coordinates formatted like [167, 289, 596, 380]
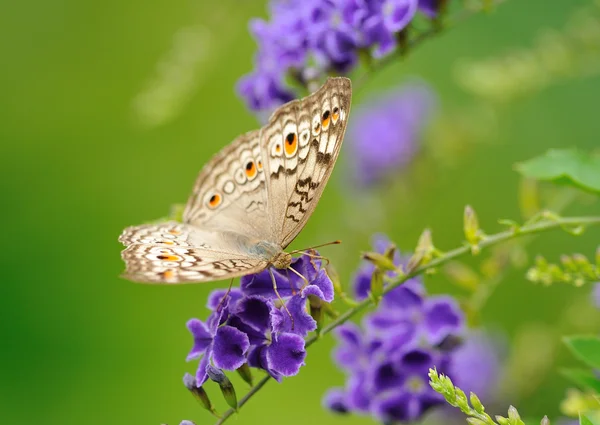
[214, 215, 600, 425]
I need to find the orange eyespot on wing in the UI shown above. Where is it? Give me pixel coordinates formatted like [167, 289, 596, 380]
[245, 160, 258, 179]
[332, 106, 340, 123]
[207, 193, 222, 209]
[321, 110, 331, 129]
[157, 254, 181, 261]
[284, 132, 298, 156]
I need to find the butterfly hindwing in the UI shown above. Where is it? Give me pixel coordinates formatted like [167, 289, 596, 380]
[261, 77, 352, 248]
[119, 222, 267, 284]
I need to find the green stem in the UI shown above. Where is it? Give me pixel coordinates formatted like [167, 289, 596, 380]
[214, 215, 600, 425]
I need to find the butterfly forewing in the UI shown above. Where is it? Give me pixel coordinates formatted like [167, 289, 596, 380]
[182, 130, 270, 241]
[261, 77, 352, 248]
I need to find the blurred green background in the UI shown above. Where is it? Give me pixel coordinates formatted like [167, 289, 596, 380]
[2, 1, 600, 424]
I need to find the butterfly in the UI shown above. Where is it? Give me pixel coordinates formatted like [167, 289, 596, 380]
[119, 77, 352, 284]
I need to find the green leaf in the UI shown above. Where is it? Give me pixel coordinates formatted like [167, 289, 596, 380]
[561, 368, 600, 393]
[565, 336, 600, 370]
[580, 413, 596, 425]
[515, 149, 600, 194]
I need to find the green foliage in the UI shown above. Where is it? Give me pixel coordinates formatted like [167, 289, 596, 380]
[561, 368, 600, 394]
[515, 149, 600, 195]
[564, 336, 600, 371]
[580, 413, 597, 425]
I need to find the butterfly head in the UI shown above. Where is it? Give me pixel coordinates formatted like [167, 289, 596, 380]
[270, 251, 292, 269]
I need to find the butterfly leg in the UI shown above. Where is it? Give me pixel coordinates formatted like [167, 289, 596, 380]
[269, 268, 294, 330]
[287, 266, 310, 291]
[215, 278, 235, 313]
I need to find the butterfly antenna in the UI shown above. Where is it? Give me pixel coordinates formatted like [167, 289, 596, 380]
[290, 240, 341, 255]
[215, 278, 234, 313]
[269, 268, 294, 330]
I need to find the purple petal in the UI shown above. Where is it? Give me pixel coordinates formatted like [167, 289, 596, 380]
[206, 288, 243, 311]
[346, 372, 371, 413]
[332, 323, 364, 370]
[195, 351, 210, 386]
[240, 268, 295, 299]
[322, 388, 350, 414]
[398, 348, 434, 376]
[212, 325, 250, 370]
[372, 361, 405, 391]
[266, 333, 306, 376]
[271, 295, 316, 337]
[371, 391, 420, 423]
[308, 270, 335, 302]
[353, 265, 374, 301]
[423, 296, 464, 345]
[248, 345, 283, 382]
[186, 319, 212, 361]
[382, 0, 418, 32]
[382, 285, 423, 310]
[226, 315, 268, 346]
[235, 296, 274, 333]
[450, 331, 504, 399]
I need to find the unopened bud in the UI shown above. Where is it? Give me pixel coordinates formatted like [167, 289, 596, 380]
[469, 392, 485, 414]
[540, 415, 550, 425]
[236, 363, 253, 386]
[496, 416, 510, 425]
[363, 252, 396, 271]
[183, 373, 218, 417]
[207, 366, 238, 411]
[467, 419, 488, 425]
[464, 205, 481, 246]
[508, 405, 521, 421]
[369, 269, 384, 304]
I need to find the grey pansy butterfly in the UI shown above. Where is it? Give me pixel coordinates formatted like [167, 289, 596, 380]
[119, 77, 352, 284]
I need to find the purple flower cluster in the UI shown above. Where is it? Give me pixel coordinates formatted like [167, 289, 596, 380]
[186, 254, 333, 385]
[238, 0, 446, 114]
[323, 235, 465, 423]
[346, 81, 436, 187]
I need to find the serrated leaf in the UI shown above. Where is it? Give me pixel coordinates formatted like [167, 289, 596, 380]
[515, 149, 600, 194]
[565, 336, 600, 370]
[561, 368, 600, 393]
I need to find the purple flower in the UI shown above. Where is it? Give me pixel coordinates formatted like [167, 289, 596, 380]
[324, 233, 465, 423]
[592, 282, 600, 308]
[185, 252, 333, 387]
[238, 0, 423, 114]
[418, 0, 446, 18]
[346, 80, 437, 187]
[449, 330, 504, 401]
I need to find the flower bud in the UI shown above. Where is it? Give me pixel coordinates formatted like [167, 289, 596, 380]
[236, 363, 253, 386]
[183, 373, 218, 417]
[467, 419, 487, 425]
[540, 415, 550, 425]
[369, 268, 384, 304]
[508, 405, 521, 421]
[206, 365, 238, 411]
[469, 392, 485, 414]
[362, 252, 396, 272]
[464, 205, 481, 247]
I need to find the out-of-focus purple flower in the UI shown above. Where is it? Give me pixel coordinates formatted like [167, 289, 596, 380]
[323, 233, 465, 423]
[186, 252, 333, 387]
[418, 0, 446, 18]
[449, 331, 504, 401]
[592, 282, 600, 308]
[347, 80, 437, 187]
[237, 0, 442, 114]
